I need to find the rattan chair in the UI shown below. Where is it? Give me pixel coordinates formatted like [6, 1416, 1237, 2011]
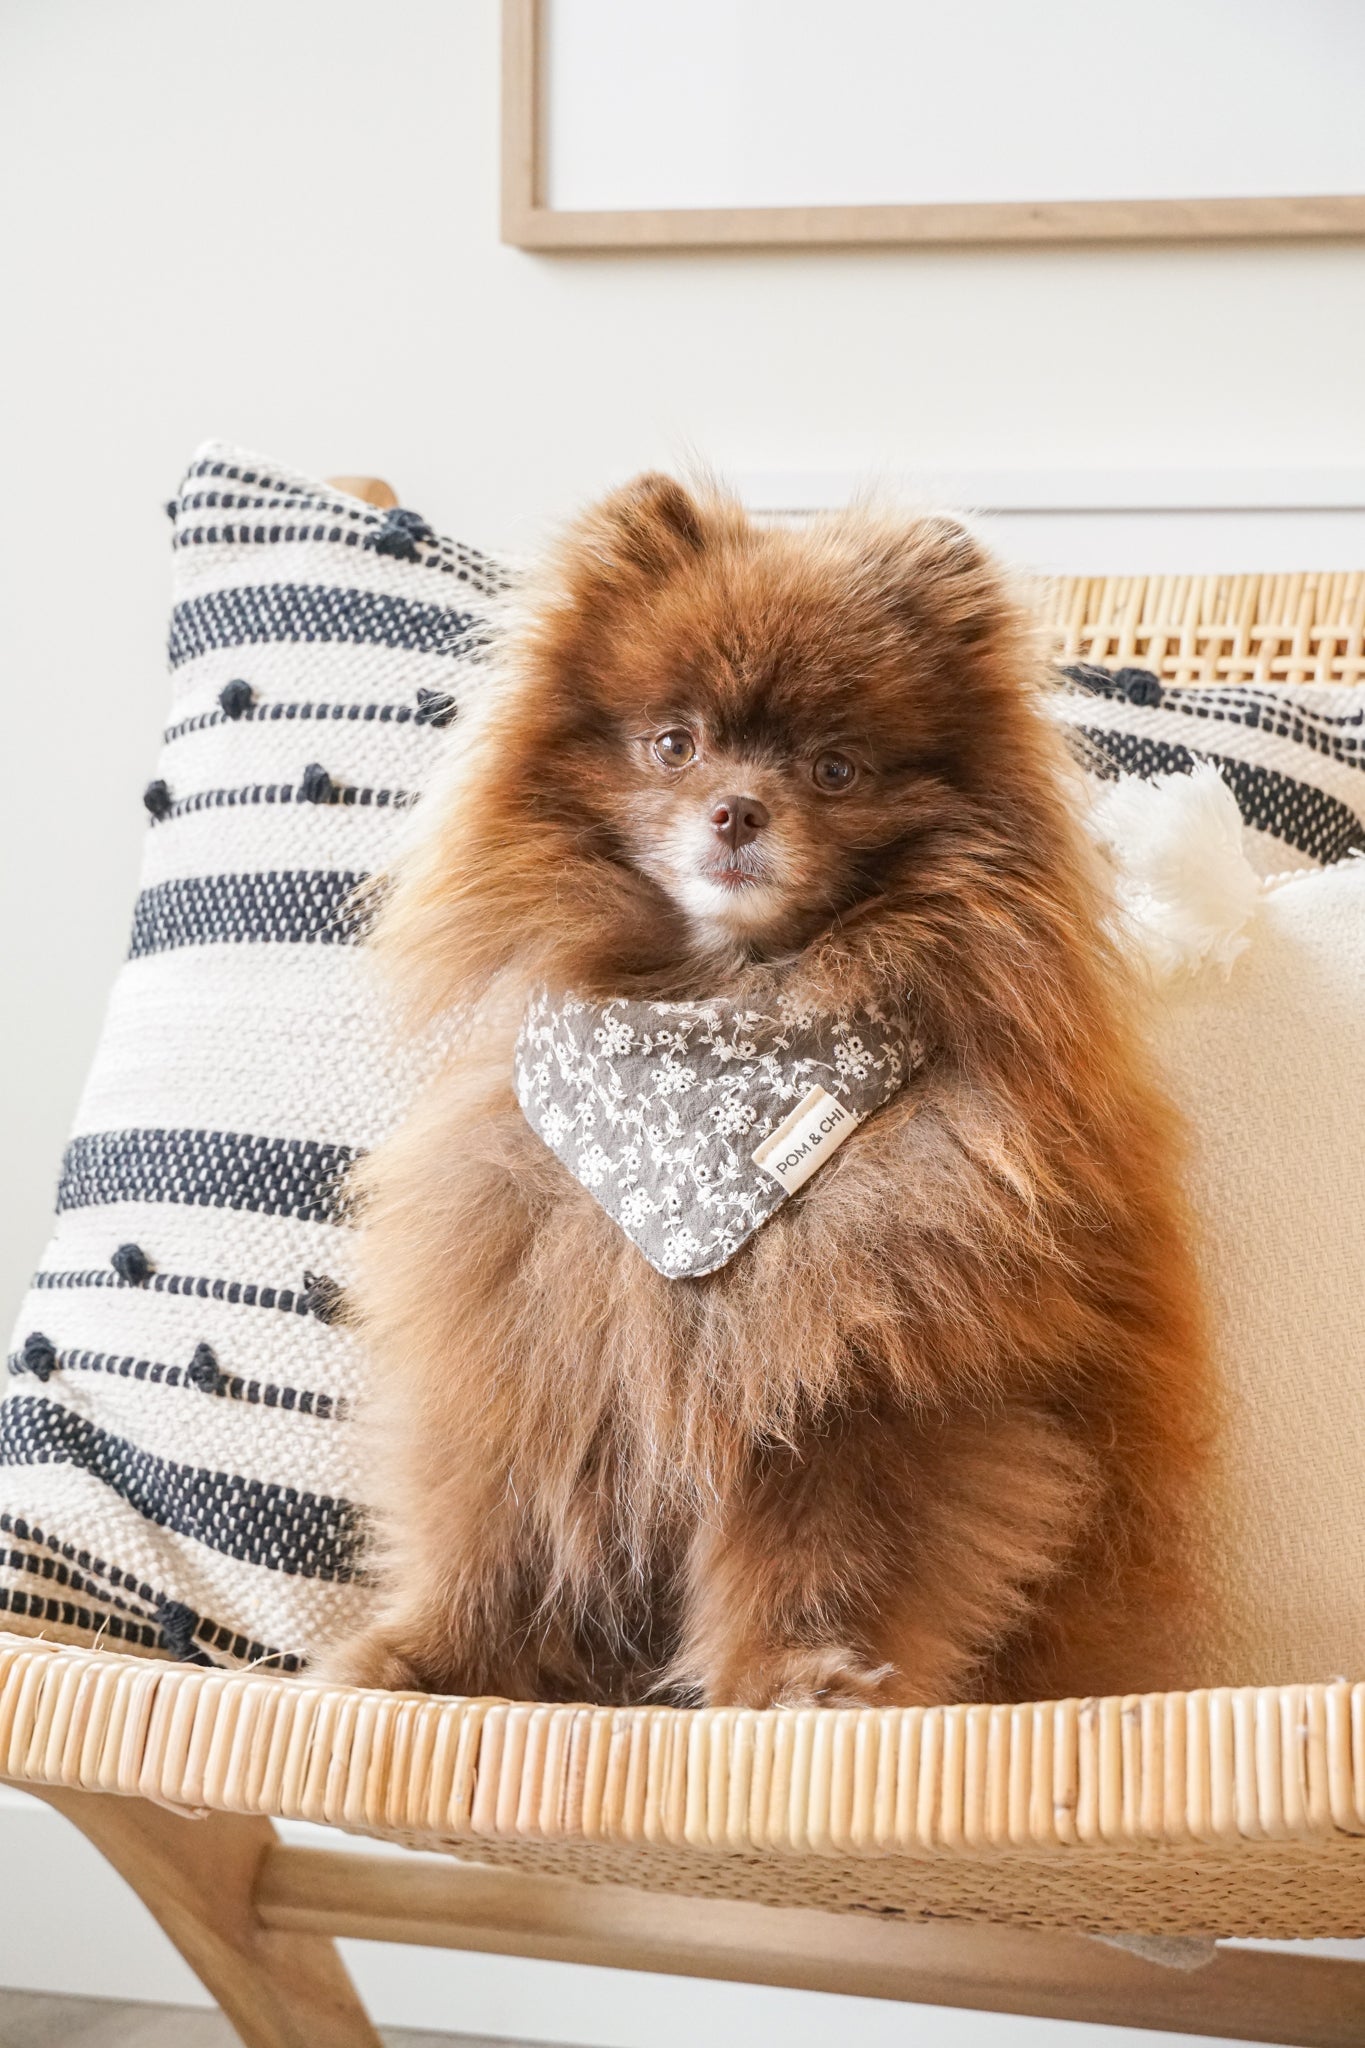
[5, 545, 1365, 2048]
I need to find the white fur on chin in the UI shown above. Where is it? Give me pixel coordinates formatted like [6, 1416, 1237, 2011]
[672, 870, 790, 937]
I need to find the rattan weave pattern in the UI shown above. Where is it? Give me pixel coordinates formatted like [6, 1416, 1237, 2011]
[4, 1632, 1364, 1937]
[1038, 571, 1365, 687]
[464, 1837, 1365, 1939]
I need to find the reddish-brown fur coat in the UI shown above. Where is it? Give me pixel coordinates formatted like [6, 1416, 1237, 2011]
[325, 479, 1210, 1708]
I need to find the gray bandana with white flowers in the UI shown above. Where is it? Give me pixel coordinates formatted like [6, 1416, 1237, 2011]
[514, 989, 922, 1278]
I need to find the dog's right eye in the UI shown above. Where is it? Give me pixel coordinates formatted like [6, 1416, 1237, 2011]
[653, 728, 696, 767]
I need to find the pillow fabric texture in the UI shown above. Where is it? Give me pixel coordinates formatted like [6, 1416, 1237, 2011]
[1051, 664, 1365, 876]
[1, 444, 506, 1669]
[1129, 853, 1365, 1689]
[1069, 770, 1365, 1692]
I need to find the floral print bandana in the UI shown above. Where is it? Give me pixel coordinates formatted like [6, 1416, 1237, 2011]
[514, 990, 922, 1278]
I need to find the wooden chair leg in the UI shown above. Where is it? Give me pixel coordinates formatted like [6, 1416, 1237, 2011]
[29, 1786, 381, 2048]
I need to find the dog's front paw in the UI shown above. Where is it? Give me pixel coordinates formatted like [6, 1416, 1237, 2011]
[313, 1625, 438, 1694]
[714, 1646, 911, 1709]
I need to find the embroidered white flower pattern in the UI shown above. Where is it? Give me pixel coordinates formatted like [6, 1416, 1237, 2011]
[596, 1017, 636, 1057]
[619, 1186, 656, 1228]
[654, 1058, 696, 1096]
[662, 1227, 703, 1271]
[575, 1142, 613, 1187]
[710, 1094, 757, 1138]
[514, 991, 922, 1279]
[833, 1033, 873, 1081]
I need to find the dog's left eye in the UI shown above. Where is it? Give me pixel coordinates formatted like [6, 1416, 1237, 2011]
[653, 729, 696, 767]
[813, 751, 858, 793]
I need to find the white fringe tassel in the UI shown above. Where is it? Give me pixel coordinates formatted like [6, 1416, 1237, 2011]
[1092, 764, 1263, 982]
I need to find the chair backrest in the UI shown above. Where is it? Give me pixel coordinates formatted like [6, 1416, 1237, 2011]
[1038, 571, 1365, 687]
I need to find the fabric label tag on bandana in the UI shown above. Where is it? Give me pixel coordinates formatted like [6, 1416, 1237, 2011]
[751, 1084, 858, 1194]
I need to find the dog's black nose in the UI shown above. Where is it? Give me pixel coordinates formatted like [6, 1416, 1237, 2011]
[710, 795, 769, 850]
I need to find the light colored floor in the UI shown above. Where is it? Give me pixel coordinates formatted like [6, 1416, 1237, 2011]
[0, 1988, 547, 2048]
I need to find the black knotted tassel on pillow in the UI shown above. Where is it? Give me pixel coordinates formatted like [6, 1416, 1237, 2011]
[373, 506, 434, 562]
[1114, 665, 1164, 706]
[187, 1342, 221, 1393]
[112, 1242, 153, 1285]
[1061, 661, 1163, 707]
[303, 1270, 346, 1325]
[414, 686, 458, 729]
[21, 1332, 57, 1381]
[156, 1598, 200, 1659]
[218, 678, 255, 718]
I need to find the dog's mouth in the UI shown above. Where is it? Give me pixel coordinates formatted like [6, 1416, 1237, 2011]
[651, 836, 795, 936]
[701, 851, 768, 892]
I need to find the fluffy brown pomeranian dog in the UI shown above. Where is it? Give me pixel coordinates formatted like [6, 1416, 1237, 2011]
[325, 475, 1209, 1709]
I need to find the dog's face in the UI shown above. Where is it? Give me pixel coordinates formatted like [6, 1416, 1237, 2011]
[601, 660, 909, 952]
[516, 476, 1017, 964]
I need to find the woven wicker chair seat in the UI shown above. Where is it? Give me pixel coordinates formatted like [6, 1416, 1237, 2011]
[4, 1632, 1364, 1939]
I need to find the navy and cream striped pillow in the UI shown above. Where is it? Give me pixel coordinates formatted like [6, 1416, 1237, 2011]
[1052, 665, 1365, 875]
[1, 443, 506, 1670]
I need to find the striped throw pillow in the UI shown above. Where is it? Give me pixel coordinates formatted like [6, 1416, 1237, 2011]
[1052, 665, 1365, 875]
[1, 443, 506, 1670]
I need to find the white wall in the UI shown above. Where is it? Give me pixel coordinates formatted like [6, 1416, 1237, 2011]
[1, 6, 1363, 2039]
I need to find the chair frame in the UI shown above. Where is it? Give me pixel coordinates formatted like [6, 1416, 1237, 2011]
[17, 1793, 1365, 2048]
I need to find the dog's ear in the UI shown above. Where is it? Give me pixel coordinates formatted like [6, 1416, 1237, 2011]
[874, 512, 1008, 652]
[587, 472, 709, 578]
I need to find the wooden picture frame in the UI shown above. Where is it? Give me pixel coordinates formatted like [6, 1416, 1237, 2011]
[501, 0, 1365, 252]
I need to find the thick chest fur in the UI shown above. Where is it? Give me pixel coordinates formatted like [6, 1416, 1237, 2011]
[341, 1005, 1207, 1713]
[482, 1074, 967, 1505]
